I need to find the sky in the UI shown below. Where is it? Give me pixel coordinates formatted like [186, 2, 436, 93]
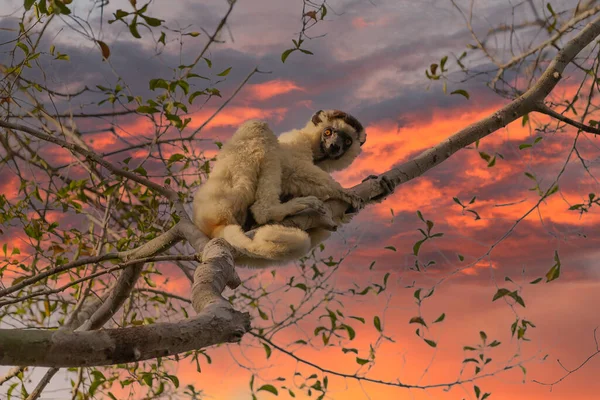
[1, 0, 600, 399]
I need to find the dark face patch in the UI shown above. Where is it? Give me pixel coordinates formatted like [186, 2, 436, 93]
[320, 127, 353, 160]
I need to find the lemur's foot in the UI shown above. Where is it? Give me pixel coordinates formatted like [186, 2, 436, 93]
[286, 196, 327, 216]
[362, 174, 395, 197]
[340, 190, 365, 212]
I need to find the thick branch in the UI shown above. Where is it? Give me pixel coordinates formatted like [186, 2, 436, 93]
[0, 305, 250, 367]
[191, 238, 241, 312]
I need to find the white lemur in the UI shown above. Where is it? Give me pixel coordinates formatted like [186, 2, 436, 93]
[192, 109, 368, 268]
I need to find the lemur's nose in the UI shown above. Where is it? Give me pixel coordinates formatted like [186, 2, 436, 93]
[330, 144, 340, 153]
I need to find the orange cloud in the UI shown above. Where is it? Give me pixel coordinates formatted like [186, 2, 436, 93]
[247, 80, 304, 101]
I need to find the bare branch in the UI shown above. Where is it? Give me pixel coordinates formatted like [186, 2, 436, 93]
[535, 102, 600, 134]
[0, 120, 179, 202]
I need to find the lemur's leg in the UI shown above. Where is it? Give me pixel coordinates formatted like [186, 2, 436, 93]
[249, 133, 327, 225]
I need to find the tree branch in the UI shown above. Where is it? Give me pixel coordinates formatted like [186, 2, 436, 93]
[0, 304, 250, 367]
[0, 120, 179, 202]
[535, 102, 600, 134]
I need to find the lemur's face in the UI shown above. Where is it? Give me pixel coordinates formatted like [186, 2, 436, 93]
[311, 110, 367, 172]
[321, 127, 355, 160]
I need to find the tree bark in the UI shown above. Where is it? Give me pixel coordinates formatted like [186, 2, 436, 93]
[0, 304, 249, 367]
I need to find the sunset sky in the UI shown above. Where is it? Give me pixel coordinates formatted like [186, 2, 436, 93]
[1, 0, 600, 399]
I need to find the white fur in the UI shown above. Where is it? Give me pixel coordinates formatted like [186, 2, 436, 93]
[192, 111, 366, 268]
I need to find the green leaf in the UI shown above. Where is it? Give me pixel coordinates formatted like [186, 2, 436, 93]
[54, 0, 71, 14]
[320, 4, 327, 19]
[136, 105, 159, 114]
[142, 15, 162, 27]
[281, 48, 296, 63]
[189, 91, 205, 104]
[384, 246, 396, 251]
[24, 0, 36, 11]
[16, 42, 29, 56]
[166, 374, 179, 388]
[355, 357, 369, 365]
[546, 184, 559, 196]
[168, 153, 185, 165]
[433, 313, 445, 323]
[294, 283, 307, 291]
[342, 348, 358, 354]
[373, 316, 382, 332]
[263, 343, 272, 359]
[519, 143, 532, 150]
[217, 67, 232, 77]
[492, 288, 511, 301]
[474, 385, 481, 399]
[424, 339, 437, 348]
[545, 251, 561, 282]
[451, 89, 470, 99]
[129, 20, 141, 39]
[133, 166, 147, 176]
[349, 316, 365, 324]
[142, 373, 152, 386]
[413, 239, 425, 256]
[257, 384, 278, 395]
[149, 78, 169, 91]
[177, 80, 190, 95]
[341, 324, 356, 340]
[529, 277, 542, 284]
[409, 316, 427, 327]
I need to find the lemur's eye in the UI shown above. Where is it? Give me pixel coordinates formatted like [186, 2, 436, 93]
[324, 129, 333, 136]
[345, 139, 352, 146]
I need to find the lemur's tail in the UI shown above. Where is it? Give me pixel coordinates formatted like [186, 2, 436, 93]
[221, 224, 311, 268]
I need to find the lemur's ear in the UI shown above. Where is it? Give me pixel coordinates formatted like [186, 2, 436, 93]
[359, 132, 367, 147]
[311, 110, 324, 125]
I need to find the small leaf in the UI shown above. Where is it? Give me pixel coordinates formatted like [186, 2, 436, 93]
[257, 384, 278, 395]
[217, 67, 232, 77]
[373, 316, 382, 332]
[413, 239, 425, 256]
[424, 339, 437, 348]
[492, 288, 511, 301]
[545, 251, 561, 282]
[129, 20, 141, 39]
[451, 89, 470, 99]
[142, 15, 162, 27]
[409, 316, 427, 327]
[97, 40, 110, 59]
[433, 313, 445, 323]
[384, 246, 396, 252]
[281, 48, 295, 63]
[263, 343, 272, 359]
[355, 357, 369, 365]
